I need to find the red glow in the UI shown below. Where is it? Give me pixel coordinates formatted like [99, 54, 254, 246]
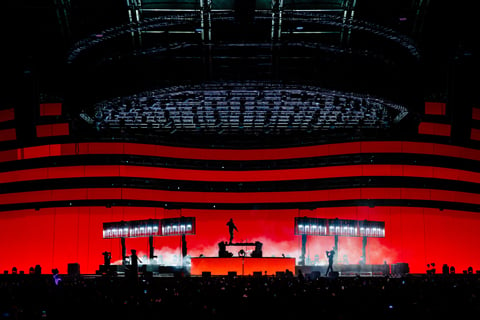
[2, 141, 480, 163]
[1, 141, 480, 276]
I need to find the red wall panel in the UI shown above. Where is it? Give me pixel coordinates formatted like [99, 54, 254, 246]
[418, 122, 451, 136]
[52, 208, 81, 272]
[0, 210, 55, 273]
[0, 108, 15, 122]
[0, 128, 16, 142]
[472, 107, 480, 121]
[36, 123, 69, 138]
[76, 208, 92, 270]
[471, 128, 480, 141]
[3, 141, 480, 163]
[36, 124, 52, 138]
[3, 164, 480, 184]
[0, 149, 18, 162]
[52, 123, 69, 136]
[1, 187, 480, 206]
[425, 102, 446, 115]
[40, 103, 62, 116]
[23, 145, 51, 159]
[360, 141, 403, 153]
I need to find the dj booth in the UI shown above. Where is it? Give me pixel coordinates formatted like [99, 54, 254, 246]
[190, 257, 296, 276]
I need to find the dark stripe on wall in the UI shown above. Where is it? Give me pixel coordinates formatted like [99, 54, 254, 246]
[1, 176, 479, 194]
[1, 152, 480, 174]
[0, 187, 480, 209]
[0, 199, 478, 213]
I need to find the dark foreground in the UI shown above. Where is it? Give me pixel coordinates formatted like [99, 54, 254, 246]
[1, 272, 480, 320]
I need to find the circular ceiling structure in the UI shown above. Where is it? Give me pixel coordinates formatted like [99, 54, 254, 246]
[62, 3, 423, 147]
[91, 81, 408, 135]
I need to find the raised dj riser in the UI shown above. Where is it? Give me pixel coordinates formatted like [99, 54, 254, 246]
[190, 257, 296, 276]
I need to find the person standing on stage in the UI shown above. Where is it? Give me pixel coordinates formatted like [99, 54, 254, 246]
[325, 248, 335, 276]
[227, 218, 238, 244]
[102, 251, 111, 266]
[130, 249, 142, 279]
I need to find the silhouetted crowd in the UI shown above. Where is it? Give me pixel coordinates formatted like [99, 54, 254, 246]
[1, 270, 480, 320]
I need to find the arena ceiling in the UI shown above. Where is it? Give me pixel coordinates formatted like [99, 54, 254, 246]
[3, 0, 479, 146]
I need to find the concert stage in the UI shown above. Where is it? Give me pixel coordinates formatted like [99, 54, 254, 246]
[190, 257, 296, 276]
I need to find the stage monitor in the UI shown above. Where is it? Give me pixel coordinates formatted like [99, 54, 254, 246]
[103, 217, 196, 239]
[294, 217, 385, 238]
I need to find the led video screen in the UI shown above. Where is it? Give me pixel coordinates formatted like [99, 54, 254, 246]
[295, 217, 385, 238]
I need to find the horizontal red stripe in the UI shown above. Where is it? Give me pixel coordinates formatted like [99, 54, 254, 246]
[36, 123, 69, 137]
[0, 187, 479, 206]
[0, 128, 16, 142]
[0, 108, 15, 123]
[1, 141, 480, 163]
[1, 164, 480, 184]
[418, 122, 451, 136]
[473, 107, 480, 121]
[424, 102, 446, 115]
[471, 128, 480, 141]
[39, 103, 62, 116]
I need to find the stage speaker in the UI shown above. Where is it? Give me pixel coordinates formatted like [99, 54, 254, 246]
[202, 271, 211, 278]
[328, 271, 339, 279]
[228, 271, 237, 277]
[253, 271, 262, 277]
[310, 271, 321, 280]
[251, 241, 263, 258]
[68, 263, 80, 276]
[392, 263, 409, 275]
[442, 264, 449, 275]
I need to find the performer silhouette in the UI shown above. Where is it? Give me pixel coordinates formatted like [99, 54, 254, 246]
[325, 248, 335, 276]
[130, 249, 142, 279]
[102, 251, 111, 266]
[226, 218, 238, 244]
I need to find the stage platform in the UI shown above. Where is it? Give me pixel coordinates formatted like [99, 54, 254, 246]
[96, 264, 184, 276]
[296, 263, 408, 277]
[190, 257, 296, 276]
[95, 261, 408, 277]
